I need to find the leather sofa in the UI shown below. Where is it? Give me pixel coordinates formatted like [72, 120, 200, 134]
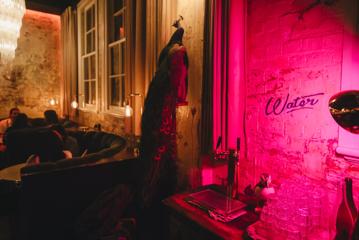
[2, 122, 77, 168]
[10, 130, 139, 240]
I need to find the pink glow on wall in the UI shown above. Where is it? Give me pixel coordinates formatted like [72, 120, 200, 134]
[241, 0, 350, 184]
[209, 0, 359, 235]
[240, 2, 359, 231]
[201, 167, 214, 185]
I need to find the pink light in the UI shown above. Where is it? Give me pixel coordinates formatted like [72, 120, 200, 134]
[201, 168, 214, 186]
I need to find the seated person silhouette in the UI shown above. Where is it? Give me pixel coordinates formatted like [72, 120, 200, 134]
[44, 109, 60, 125]
[26, 128, 71, 165]
[0, 107, 20, 143]
[3, 113, 30, 146]
[43, 110, 80, 157]
[50, 124, 80, 157]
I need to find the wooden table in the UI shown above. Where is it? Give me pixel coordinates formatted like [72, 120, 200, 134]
[163, 189, 258, 240]
[0, 163, 26, 181]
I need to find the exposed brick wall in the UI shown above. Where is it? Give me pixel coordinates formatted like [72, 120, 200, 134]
[243, 0, 354, 227]
[0, 10, 61, 118]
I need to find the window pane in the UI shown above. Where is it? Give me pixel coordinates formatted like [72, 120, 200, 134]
[81, 11, 85, 54]
[86, 32, 91, 53]
[90, 55, 96, 79]
[84, 57, 89, 80]
[120, 75, 125, 105]
[114, 14, 124, 41]
[85, 82, 90, 104]
[110, 45, 119, 75]
[120, 42, 125, 74]
[86, 31, 95, 53]
[110, 77, 120, 106]
[86, 6, 95, 31]
[107, 0, 126, 109]
[90, 81, 96, 105]
[113, 0, 124, 13]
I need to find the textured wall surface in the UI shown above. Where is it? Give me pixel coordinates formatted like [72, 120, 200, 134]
[0, 10, 61, 118]
[243, 0, 356, 228]
[175, 0, 205, 188]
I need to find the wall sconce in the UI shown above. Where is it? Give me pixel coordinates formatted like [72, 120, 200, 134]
[71, 100, 79, 109]
[129, 93, 143, 115]
[125, 93, 143, 118]
[123, 93, 143, 156]
[124, 102, 133, 117]
[49, 98, 58, 106]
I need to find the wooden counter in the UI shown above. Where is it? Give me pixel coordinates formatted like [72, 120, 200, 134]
[163, 189, 258, 240]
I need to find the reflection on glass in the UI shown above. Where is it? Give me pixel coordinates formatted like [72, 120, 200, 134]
[114, 14, 124, 41]
[329, 90, 359, 134]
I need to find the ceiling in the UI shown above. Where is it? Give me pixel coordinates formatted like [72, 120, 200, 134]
[26, 0, 79, 15]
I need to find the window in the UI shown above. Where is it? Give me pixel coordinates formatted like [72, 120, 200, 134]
[106, 0, 128, 112]
[78, 0, 97, 110]
[76, 0, 137, 117]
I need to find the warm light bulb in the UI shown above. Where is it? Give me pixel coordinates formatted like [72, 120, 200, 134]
[71, 100, 78, 109]
[125, 105, 133, 117]
[49, 98, 56, 106]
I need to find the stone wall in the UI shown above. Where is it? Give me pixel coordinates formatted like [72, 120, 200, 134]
[243, 0, 355, 227]
[0, 10, 61, 118]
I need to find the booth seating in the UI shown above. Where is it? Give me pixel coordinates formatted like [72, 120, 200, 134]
[1, 119, 77, 169]
[5, 129, 139, 240]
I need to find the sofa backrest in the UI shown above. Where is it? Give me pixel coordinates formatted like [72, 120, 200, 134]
[5, 129, 126, 169]
[67, 130, 126, 155]
[5, 127, 49, 166]
[17, 129, 136, 240]
[18, 155, 139, 240]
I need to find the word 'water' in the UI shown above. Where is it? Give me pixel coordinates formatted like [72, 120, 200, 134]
[265, 93, 324, 115]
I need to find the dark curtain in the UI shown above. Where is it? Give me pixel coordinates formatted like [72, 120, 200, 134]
[200, 0, 230, 153]
[200, 0, 214, 154]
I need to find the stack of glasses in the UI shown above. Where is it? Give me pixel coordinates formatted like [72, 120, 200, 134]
[259, 177, 326, 240]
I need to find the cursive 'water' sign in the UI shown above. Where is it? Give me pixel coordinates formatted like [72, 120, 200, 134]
[265, 93, 324, 115]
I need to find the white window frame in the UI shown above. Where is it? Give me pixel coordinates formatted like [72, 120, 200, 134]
[77, 0, 98, 112]
[103, 0, 128, 117]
